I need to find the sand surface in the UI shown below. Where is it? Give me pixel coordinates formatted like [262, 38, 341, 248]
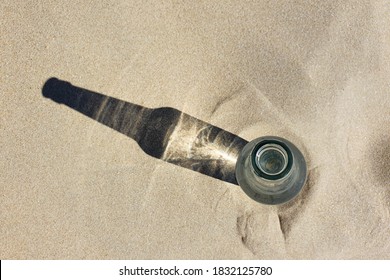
[1, 0, 389, 259]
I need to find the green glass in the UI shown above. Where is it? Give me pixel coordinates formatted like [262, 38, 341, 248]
[235, 136, 307, 205]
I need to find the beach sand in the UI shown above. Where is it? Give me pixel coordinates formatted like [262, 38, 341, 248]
[1, 0, 389, 259]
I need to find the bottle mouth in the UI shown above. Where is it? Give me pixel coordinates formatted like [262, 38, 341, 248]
[251, 139, 293, 181]
[255, 143, 288, 176]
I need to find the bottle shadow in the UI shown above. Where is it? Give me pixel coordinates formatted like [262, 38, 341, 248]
[42, 78, 248, 185]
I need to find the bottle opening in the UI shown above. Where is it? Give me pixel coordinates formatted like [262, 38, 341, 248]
[255, 144, 288, 176]
[250, 140, 293, 181]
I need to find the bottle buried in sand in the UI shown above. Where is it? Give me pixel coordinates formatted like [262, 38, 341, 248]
[42, 78, 307, 205]
[235, 136, 307, 205]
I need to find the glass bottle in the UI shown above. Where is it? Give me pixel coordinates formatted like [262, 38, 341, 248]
[235, 136, 307, 205]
